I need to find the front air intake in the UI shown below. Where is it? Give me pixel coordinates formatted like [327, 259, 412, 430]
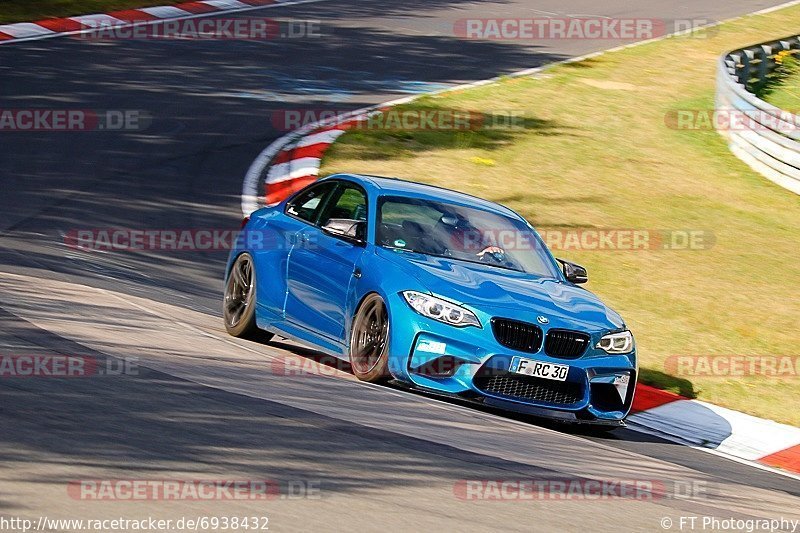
[491, 318, 543, 353]
[544, 329, 591, 359]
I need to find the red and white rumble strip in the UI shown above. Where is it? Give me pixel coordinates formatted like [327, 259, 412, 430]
[243, 105, 399, 212]
[630, 385, 800, 476]
[263, 125, 352, 205]
[0, 0, 299, 44]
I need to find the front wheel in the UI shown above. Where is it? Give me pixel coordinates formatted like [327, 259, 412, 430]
[224, 253, 273, 341]
[349, 293, 390, 383]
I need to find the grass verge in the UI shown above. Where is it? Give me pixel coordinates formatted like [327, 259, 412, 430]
[0, 0, 187, 25]
[321, 7, 800, 425]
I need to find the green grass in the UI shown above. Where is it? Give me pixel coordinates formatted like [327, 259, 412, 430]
[760, 52, 800, 109]
[0, 0, 187, 24]
[321, 7, 800, 426]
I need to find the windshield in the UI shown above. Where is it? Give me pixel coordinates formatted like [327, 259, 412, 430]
[377, 196, 560, 277]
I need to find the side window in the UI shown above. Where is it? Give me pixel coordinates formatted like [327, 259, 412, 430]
[286, 182, 337, 223]
[318, 184, 368, 241]
[319, 185, 367, 226]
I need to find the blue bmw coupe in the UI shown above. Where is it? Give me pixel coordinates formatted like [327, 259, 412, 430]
[225, 174, 637, 427]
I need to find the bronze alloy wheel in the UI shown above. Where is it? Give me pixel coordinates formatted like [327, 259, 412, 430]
[349, 293, 390, 382]
[224, 253, 273, 341]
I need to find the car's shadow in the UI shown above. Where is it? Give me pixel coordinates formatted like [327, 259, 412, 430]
[266, 336, 709, 442]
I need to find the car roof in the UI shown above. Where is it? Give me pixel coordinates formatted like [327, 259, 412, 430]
[321, 173, 522, 220]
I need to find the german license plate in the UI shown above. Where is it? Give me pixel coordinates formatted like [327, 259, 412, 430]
[509, 356, 569, 381]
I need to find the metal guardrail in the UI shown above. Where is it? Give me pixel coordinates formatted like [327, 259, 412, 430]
[716, 35, 800, 194]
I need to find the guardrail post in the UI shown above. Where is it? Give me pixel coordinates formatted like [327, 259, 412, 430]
[758, 45, 771, 85]
[734, 51, 746, 86]
[741, 50, 755, 88]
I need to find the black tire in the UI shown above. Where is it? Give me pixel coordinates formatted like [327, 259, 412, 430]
[224, 253, 274, 341]
[348, 293, 390, 383]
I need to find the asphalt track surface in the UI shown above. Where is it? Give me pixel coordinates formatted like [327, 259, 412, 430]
[1, 1, 799, 531]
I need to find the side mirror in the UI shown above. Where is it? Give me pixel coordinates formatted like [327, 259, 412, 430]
[344, 220, 367, 243]
[557, 259, 588, 284]
[322, 219, 366, 246]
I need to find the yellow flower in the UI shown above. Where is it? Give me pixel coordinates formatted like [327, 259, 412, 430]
[775, 50, 794, 65]
[470, 156, 496, 166]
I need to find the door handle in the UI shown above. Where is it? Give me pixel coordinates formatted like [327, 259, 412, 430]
[353, 268, 362, 279]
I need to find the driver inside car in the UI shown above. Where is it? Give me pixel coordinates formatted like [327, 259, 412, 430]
[435, 213, 507, 262]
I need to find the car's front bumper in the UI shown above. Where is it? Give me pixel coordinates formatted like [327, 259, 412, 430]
[384, 292, 637, 424]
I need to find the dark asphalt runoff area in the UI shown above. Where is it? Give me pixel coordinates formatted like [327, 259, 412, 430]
[1, 1, 799, 531]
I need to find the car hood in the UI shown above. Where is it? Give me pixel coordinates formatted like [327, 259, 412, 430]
[376, 247, 624, 331]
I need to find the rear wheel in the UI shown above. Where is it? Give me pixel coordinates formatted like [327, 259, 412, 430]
[224, 253, 273, 341]
[349, 293, 390, 382]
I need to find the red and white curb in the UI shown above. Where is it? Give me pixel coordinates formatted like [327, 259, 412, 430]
[630, 385, 800, 477]
[248, 108, 390, 210]
[0, 0, 324, 45]
[242, 103, 403, 214]
[263, 126, 352, 204]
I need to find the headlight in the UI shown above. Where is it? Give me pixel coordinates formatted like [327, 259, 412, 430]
[402, 291, 481, 328]
[596, 331, 634, 354]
